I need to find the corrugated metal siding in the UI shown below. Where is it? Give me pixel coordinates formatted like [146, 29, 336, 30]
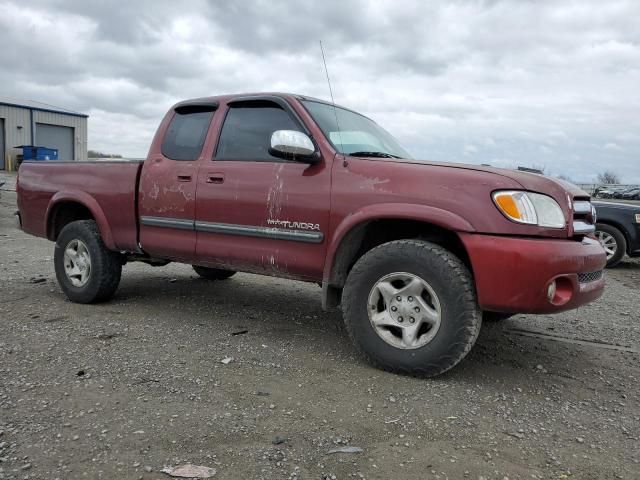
[33, 110, 87, 161]
[0, 106, 88, 169]
[0, 105, 31, 169]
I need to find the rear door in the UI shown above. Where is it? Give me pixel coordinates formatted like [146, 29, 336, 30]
[138, 105, 216, 260]
[194, 98, 331, 280]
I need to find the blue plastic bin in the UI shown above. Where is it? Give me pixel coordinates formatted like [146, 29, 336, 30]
[19, 146, 59, 161]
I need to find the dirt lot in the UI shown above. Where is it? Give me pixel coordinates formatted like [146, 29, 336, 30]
[1, 187, 639, 480]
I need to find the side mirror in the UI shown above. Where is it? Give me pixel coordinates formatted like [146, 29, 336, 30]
[269, 130, 319, 163]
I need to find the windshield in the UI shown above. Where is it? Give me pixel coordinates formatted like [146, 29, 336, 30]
[302, 100, 412, 159]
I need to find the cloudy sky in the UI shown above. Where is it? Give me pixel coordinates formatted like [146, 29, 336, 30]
[1, 0, 639, 182]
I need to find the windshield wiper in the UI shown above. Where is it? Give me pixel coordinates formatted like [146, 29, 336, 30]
[348, 151, 402, 159]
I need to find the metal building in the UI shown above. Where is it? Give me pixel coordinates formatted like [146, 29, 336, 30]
[0, 97, 88, 171]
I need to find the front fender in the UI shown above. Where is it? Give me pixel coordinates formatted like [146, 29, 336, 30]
[323, 203, 475, 282]
[46, 191, 116, 250]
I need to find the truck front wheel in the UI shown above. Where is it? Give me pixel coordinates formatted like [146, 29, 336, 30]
[54, 220, 122, 304]
[192, 266, 236, 280]
[342, 239, 481, 377]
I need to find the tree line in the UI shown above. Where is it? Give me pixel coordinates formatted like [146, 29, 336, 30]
[87, 150, 122, 158]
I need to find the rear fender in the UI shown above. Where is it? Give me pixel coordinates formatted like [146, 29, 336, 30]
[46, 191, 116, 250]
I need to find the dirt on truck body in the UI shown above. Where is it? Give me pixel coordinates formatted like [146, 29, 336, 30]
[16, 92, 606, 376]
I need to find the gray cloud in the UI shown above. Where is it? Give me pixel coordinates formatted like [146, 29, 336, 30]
[1, 0, 639, 182]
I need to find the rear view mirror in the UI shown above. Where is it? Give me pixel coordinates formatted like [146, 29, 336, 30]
[270, 130, 318, 163]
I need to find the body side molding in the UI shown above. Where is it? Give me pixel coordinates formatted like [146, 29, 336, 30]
[140, 216, 324, 243]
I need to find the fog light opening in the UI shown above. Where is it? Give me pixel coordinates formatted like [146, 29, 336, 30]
[548, 276, 573, 306]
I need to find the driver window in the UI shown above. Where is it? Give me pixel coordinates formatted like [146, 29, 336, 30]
[215, 101, 301, 162]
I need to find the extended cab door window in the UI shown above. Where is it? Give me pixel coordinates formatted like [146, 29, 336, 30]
[215, 101, 302, 161]
[162, 107, 214, 161]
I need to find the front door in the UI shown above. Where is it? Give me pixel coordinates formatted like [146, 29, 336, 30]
[138, 105, 215, 260]
[194, 99, 331, 280]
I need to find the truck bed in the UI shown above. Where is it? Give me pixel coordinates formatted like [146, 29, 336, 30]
[17, 160, 144, 251]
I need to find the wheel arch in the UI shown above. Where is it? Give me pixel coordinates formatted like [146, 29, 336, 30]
[46, 192, 116, 250]
[321, 205, 476, 310]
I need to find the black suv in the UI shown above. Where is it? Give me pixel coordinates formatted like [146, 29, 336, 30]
[593, 201, 640, 267]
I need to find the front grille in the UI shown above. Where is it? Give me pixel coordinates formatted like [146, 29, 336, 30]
[578, 270, 603, 283]
[573, 200, 595, 235]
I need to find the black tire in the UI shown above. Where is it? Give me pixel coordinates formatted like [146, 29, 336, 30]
[54, 220, 122, 304]
[595, 223, 626, 267]
[192, 265, 236, 280]
[342, 239, 481, 377]
[483, 311, 514, 322]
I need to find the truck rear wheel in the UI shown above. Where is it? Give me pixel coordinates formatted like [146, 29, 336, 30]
[342, 239, 481, 377]
[192, 265, 236, 280]
[54, 220, 122, 304]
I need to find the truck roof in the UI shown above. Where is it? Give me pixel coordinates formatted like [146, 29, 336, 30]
[172, 92, 348, 112]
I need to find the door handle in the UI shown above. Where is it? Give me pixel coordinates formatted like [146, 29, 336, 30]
[206, 173, 225, 184]
[177, 175, 192, 182]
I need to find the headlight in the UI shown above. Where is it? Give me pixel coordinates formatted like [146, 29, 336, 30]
[492, 191, 566, 228]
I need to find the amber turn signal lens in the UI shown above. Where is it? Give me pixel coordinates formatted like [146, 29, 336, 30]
[494, 193, 521, 220]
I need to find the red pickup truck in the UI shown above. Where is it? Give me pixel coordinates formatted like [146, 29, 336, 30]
[16, 93, 606, 376]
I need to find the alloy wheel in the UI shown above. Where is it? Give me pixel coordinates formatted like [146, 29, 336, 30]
[63, 239, 92, 287]
[367, 272, 441, 349]
[595, 230, 617, 260]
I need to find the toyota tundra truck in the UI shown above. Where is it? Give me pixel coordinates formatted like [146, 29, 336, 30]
[16, 93, 606, 377]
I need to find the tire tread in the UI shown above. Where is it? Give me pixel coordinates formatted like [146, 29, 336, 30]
[342, 239, 481, 377]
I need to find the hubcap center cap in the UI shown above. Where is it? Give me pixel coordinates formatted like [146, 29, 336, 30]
[389, 297, 414, 322]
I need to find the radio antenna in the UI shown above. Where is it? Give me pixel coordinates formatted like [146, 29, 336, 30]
[319, 40, 344, 156]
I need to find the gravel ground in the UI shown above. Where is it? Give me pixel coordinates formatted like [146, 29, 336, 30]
[1, 189, 639, 480]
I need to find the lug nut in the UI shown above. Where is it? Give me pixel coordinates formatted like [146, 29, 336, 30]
[396, 296, 402, 301]
[414, 307, 420, 313]
[391, 306, 397, 312]
[409, 317, 415, 323]
[408, 296, 413, 302]
[398, 316, 404, 322]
